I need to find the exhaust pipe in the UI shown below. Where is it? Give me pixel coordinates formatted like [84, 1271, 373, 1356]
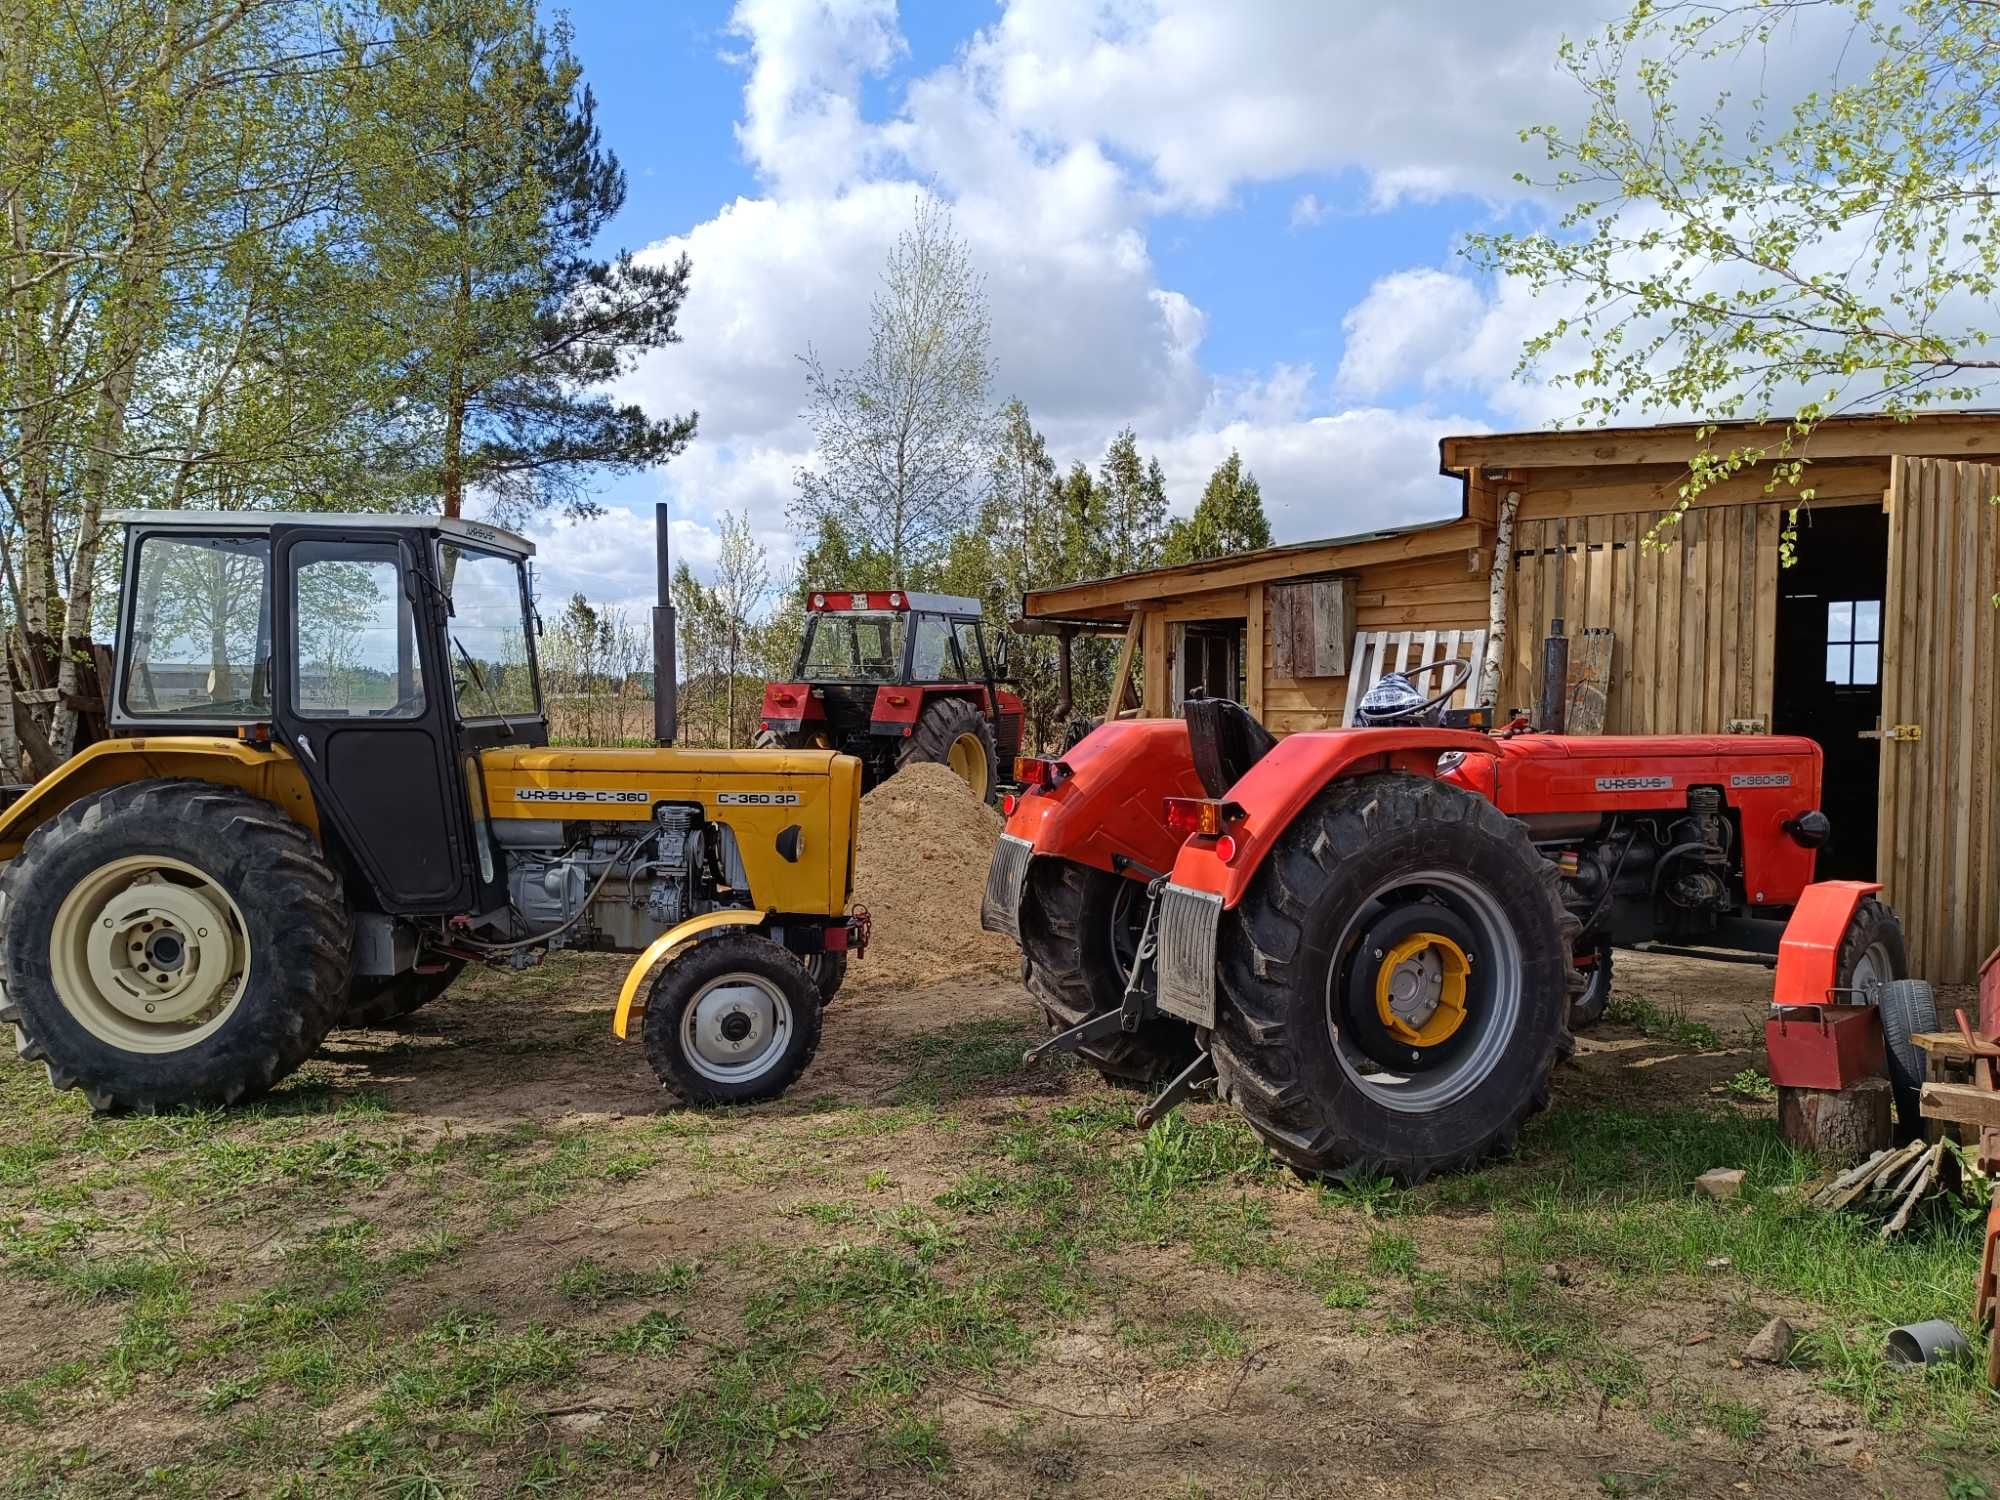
[654, 502, 677, 746]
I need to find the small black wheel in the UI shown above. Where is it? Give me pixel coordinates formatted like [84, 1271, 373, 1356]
[1569, 943, 1613, 1031]
[1020, 858, 1197, 1086]
[1211, 772, 1570, 1184]
[342, 959, 466, 1028]
[642, 933, 823, 1105]
[0, 780, 351, 1112]
[804, 950, 847, 1006]
[899, 697, 1000, 804]
[1875, 977, 1937, 1132]
[1833, 897, 1907, 995]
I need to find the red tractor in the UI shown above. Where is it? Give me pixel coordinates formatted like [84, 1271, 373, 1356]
[758, 590, 1025, 804]
[980, 657, 1905, 1183]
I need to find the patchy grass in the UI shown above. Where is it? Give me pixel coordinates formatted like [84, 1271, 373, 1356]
[1604, 993, 1723, 1051]
[2, 963, 1996, 1498]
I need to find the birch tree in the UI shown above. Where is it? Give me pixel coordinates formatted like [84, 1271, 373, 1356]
[1474, 0, 2000, 557]
[793, 194, 997, 585]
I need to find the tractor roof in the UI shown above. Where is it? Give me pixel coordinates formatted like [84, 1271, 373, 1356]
[102, 509, 536, 559]
[807, 588, 981, 616]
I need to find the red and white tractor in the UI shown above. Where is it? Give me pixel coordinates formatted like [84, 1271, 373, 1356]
[980, 656, 1905, 1182]
[758, 590, 1024, 805]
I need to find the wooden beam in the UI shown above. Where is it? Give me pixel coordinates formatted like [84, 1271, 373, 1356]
[1021, 519, 1481, 620]
[1920, 1080, 2000, 1130]
[1442, 413, 2000, 473]
[1246, 583, 1265, 721]
[1104, 610, 1143, 721]
[1517, 469, 1889, 521]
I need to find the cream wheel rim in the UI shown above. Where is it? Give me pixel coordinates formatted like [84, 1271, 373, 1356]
[947, 732, 990, 799]
[50, 855, 251, 1053]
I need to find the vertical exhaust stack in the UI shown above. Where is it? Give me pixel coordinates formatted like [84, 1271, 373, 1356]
[654, 502, 678, 747]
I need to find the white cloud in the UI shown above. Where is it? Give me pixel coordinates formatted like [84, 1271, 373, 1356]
[1336, 269, 1491, 400]
[1288, 192, 1326, 229]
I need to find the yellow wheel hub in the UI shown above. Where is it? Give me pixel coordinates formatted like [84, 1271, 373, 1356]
[1373, 931, 1471, 1048]
[947, 732, 990, 799]
[49, 856, 251, 1054]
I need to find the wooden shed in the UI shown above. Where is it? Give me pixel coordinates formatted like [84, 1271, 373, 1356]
[1017, 411, 2000, 982]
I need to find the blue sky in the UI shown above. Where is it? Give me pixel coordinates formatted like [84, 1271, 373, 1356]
[514, 0, 1847, 615]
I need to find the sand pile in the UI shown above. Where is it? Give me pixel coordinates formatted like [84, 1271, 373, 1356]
[851, 760, 1019, 989]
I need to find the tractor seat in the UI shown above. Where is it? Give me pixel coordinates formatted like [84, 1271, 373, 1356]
[1179, 694, 1276, 800]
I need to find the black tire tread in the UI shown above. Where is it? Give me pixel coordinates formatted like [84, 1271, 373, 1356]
[1019, 859, 1196, 1086]
[897, 697, 1000, 805]
[1210, 773, 1571, 1184]
[1, 779, 351, 1112]
[641, 932, 823, 1105]
[343, 959, 466, 1029]
[1876, 977, 1937, 1130]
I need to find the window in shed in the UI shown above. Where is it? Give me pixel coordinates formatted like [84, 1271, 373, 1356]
[1825, 599, 1881, 687]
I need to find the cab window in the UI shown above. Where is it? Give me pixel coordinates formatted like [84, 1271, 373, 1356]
[290, 540, 424, 719]
[909, 615, 963, 682]
[952, 620, 987, 679]
[440, 542, 540, 718]
[122, 533, 272, 719]
[799, 611, 903, 681]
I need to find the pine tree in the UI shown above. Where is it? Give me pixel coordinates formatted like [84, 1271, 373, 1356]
[1162, 451, 1273, 566]
[349, 0, 695, 521]
[1096, 428, 1168, 574]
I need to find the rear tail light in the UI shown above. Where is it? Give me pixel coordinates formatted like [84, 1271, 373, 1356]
[1014, 756, 1062, 791]
[1164, 797, 1246, 838]
[1000, 793, 1018, 816]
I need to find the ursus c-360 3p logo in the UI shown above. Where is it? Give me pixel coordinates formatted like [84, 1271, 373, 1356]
[514, 788, 651, 804]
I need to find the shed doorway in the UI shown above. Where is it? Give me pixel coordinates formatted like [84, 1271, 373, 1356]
[1770, 504, 1889, 882]
[1173, 620, 1246, 706]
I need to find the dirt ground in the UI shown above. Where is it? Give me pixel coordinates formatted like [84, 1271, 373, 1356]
[1, 942, 1995, 1499]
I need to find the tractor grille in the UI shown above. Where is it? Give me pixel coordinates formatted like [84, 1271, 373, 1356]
[1155, 883, 1224, 1028]
[980, 834, 1034, 944]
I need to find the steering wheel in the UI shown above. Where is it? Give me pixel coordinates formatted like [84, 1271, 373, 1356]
[1369, 657, 1475, 723]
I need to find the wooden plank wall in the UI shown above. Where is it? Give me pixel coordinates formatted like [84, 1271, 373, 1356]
[1499, 505, 1784, 734]
[1260, 554, 1488, 734]
[1877, 458, 2000, 983]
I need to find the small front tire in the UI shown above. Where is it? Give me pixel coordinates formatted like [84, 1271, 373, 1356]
[642, 934, 823, 1105]
[343, 959, 466, 1029]
[805, 951, 847, 1006]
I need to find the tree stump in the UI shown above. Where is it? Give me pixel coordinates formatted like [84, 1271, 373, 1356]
[1779, 1077, 1892, 1163]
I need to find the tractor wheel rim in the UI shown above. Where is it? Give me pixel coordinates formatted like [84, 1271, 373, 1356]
[681, 972, 792, 1083]
[947, 732, 989, 799]
[50, 855, 250, 1054]
[1324, 868, 1523, 1114]
[1851, 941, 1895, 993]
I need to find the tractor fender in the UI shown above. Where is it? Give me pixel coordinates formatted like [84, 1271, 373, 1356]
[1772, 879, 1884, 1007]
[1166, 728, 1502, 909]
[1001, 717, 1207, 880]
[0, 737, 319, 860]
[612, 909, 769, 1038]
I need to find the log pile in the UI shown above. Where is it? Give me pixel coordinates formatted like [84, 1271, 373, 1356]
[1806, 1138, 1956, 1238]
[0, 628, 113, 782]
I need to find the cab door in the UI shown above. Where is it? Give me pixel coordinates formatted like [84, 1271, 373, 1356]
[270, 528, 473, 911]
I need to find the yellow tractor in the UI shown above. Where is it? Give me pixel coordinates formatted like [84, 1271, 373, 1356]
[0, 505, 866, 1111]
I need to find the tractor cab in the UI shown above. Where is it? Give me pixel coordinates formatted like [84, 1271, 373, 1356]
[107, 508, 547, 916]
[760, 589, 1023, 801]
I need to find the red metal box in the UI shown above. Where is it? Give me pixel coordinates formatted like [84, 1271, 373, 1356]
[1765, 1004, 1886, 1091]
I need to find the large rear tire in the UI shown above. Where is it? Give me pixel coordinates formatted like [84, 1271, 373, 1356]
[1020, 858, 1197, 1086]
[1211, 772, 1570, 1184]
[899, 697, 1000, 805]
[1, 781, 351, 1112]
[343, 959, 466, 1029]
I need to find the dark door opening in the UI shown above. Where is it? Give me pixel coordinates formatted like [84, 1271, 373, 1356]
[1770, 504, 1889, 881]
[1177, 621, 1245, 705]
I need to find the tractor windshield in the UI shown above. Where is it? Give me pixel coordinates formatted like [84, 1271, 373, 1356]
[797, 611, 905, 682]
[438, 542, 540, 719]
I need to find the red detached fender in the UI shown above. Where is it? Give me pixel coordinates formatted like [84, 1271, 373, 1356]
[999, 718, 1205, 878]
[1772, 878, 1883, 1006]
[1168, 728, 1501, 909]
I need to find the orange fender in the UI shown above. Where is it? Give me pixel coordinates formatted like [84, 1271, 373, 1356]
[1772, 879, 1884, 1006]
[1167, 728, 1501, 909]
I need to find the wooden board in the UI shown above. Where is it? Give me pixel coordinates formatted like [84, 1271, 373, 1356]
[1880, 458, 2000, 982]
[1563, 627, 1614, 735]
[1269, 578, 1353, 678]
[1342, 629, 1487, 726]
